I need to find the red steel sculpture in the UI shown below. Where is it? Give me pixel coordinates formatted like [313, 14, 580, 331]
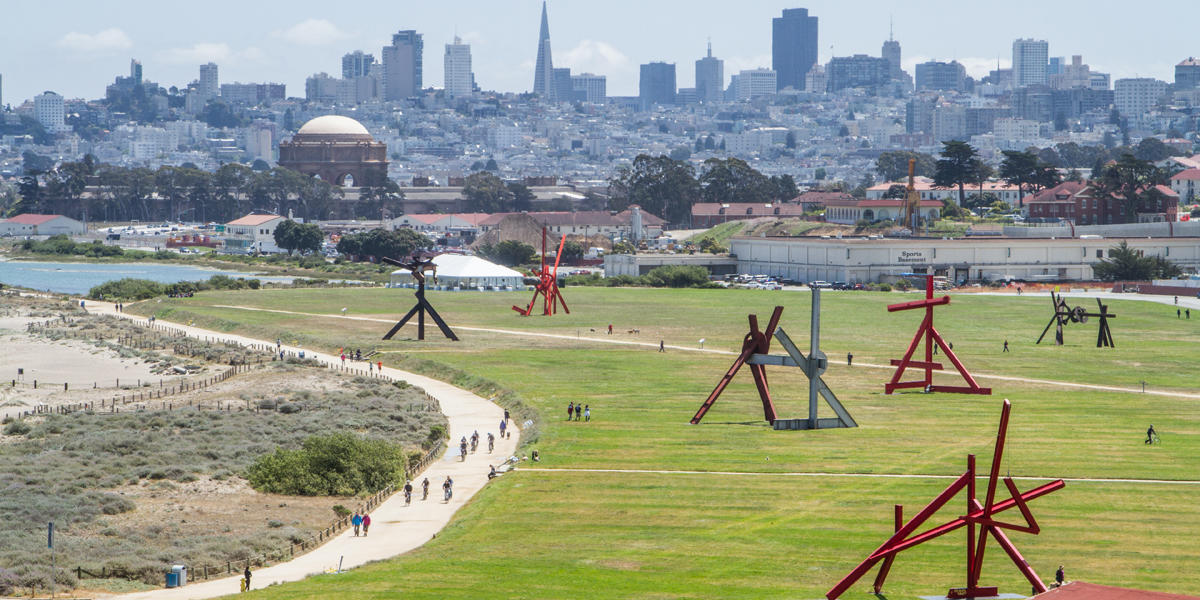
[826, 399, 1065, 599]
[884, 274, 990, 395]
[513, 227, 570, 317]
[691, 306, 785, 425]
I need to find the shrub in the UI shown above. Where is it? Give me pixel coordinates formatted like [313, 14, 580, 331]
[246, 433, 406, 496]
[278, 403, 302, 414]
[87, 279, 164, 301]
[331, 505, 351, 517]
[2, 420, 31, 436]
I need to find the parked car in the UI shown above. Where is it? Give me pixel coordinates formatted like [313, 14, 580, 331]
[808, 281, 832, 289]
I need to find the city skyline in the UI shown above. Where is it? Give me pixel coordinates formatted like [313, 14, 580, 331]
[0, 0, 1194, 105]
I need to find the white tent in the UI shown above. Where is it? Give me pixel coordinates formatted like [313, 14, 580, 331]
[389, 253, 525, 290]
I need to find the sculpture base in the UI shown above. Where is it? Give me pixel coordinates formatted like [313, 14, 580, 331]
[772, 417, 853, 430]
[919, 593, 1025, 600]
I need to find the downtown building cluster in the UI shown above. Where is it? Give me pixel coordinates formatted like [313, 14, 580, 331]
[2, 4, 1200, 221]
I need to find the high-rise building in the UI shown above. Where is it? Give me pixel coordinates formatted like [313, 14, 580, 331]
[571, 73, 606, 103]
[382, 30, 423, 101]
[34, 91, 68, 133]
[881, 23, 901, 81]
[1176, 57, 1200, 90]
[1113, 78, 1167, 118]
[826, 55, 891, 91]
[199, 63, 219, 99]
[695, 41, 724, 103]
[639, 62, 676, 110]
[444, 37, 473, 99]
[533, 1, 555, 100]
[130, 59, 143, 84]
[342, 51, 375, 79]
[931, 102, 967, 142]
[552, 68, 576, 102]
[735, 69, 777, 100]
[915, 60, 966, 92]
[772, 8, 818, 91]
[804, 64, 827, 93]
[1012, 38, 1049, 88]
[1048, 56, 1065, 77]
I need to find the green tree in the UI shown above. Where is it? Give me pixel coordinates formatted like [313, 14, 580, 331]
[1134, 137, 1173, 162]
[291, 223, 324, 254]
[876, 151, 936, 182]
[1091, 154, 1168, 221]
[932, 141, 980, 206]
[814, 168, 827, 181]
[506, 182, 535, 212]
[559, 240, 584, 262]
[338, 228, 431, 260]
[768, 174, 799, 202]
[486, 240, 536, 266]
[699, 158, 771, 204]
[463, 171, 512, 213]
[999, 150, 1040, 207]
[608, 154, 699, 225]
[1092, 241, 1182, 281]
[273, 219, 299, 255]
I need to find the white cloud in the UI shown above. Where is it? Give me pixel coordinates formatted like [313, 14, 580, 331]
[724, 54, 773, 77]
[559, 40, 633, 76]
[458, 31, 486, 46]
[273, 19, 349, 46]
[162, 42, 233, 64]
[56, 28, 132, 52]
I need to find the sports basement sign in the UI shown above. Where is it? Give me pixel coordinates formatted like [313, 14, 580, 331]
[896, 250, 927, 264]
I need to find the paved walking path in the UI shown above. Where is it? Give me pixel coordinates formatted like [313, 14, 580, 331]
[520, 467, 1200, 486]
[85, 303, 520, 600]
[206, 304, 1200, 400]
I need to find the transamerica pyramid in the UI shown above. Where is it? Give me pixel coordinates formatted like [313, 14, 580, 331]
[532, 1, 555, 101]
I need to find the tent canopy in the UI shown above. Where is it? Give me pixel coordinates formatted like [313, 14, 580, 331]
[390, 253, 525, 289]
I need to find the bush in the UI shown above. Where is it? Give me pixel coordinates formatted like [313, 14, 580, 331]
[87, 278, 164, 301]
[2, 420, 31, 436]
[246, 433, 407, 496]
[278, 403, 302, 414]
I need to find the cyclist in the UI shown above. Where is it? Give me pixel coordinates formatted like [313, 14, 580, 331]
[421, 477, 430, 500]
[403, 480, 413, 504]
[459, 436, 468, 461]
[487, 432, 495, 453]
[471, 430, 479, 452]
[442, 476, 453, 501]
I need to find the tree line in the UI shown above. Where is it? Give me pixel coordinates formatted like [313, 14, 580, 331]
[8, 155, 407, 223]
[606, 156, 800, 225]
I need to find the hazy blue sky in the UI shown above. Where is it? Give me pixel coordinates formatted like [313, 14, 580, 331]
[1, 0, 1192, 105]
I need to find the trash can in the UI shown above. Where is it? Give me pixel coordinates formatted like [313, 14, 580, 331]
[165, 572, 179, 588]
[171, 564, 187, 587]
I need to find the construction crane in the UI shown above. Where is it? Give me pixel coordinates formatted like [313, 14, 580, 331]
[902, 157, 922, 235]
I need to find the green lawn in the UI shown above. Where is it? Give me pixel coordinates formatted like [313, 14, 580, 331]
[122, 286, 1200, 598]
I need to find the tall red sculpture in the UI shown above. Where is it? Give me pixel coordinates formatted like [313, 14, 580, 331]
[826, 400, 1065, 599]
[513, 227, 570, 317]
[691, 306, 784, 425]
[884, 274, 990, 395]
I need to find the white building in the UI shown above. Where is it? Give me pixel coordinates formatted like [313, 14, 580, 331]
[1012, 38, 1049, 88]
[732, 235, 1200, 284]
[34, 91, 70, 134]
[994, 118, 1042, 142]
[223, 213, 286, 254]
[0, 214, 85, 236]
[487, 125, 524, 149]
[443, 37, 473, 99]
[1114, 78, 1167, 118]
[804, 64, 827, 94]
[199, 63, 219, 99]
[571, 73, 607, 103]
[735, 69, 778, 100]
[931, 103, 966, 142]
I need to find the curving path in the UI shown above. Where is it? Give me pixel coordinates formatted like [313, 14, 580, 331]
[84, 302, 520, 599]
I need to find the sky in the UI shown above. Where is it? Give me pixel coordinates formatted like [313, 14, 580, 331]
[0, 0, 1193, 106]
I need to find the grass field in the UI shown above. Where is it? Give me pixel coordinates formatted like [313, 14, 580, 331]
[124, 286, 1200, 598]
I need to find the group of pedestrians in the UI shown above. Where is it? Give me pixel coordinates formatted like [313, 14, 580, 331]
[351, 511, 372, 536]
[566, 401, 590, 421]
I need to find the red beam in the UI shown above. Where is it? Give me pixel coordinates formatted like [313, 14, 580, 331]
[887, 295, 950, 312]
[889, 359, 944, 370]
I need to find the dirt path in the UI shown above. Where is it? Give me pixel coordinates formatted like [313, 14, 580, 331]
[206, 304, 1200, 400]
[83, 303, 521, 600]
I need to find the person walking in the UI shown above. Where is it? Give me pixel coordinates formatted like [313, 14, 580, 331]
[584, 405, 590, 422]
[243, 566, 251, 592]
[659, 340, 665, 352]
[500, 418, 507, 438]
[1178, 308, 1182, 319]
[567, 402, 575, 421]
[504, 409, 510, 424]
[574, 403, 582, 421]
[608, 324, 613, 335]
[1003, 340, 1009, 352]
[351, 512, 363, 536]
[362, 513, 371, 536]
[1146, 424, 1157, 444]
[1055, 565, 1065, 586]
[1187, 309, 1191, 319]
[847, 352, 853, 366]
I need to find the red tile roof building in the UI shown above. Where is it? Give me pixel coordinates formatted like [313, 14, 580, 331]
[1028, 182, 1179, 224]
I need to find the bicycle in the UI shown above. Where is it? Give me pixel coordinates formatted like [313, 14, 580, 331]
[404, 489, 412, 504]
[422, 479, 430, 500]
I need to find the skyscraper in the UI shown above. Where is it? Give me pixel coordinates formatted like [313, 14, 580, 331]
[695, 41, 724, 103]
[533, 1, 555, 100]
[571, 73, 606, 103]
[130, 59, 142, 84]
[1176, 57, 1200, 90]
[772, 8, 818, 91]
[199, 63, 219, 99]
[34, 91, 67, 133]
[1012, 39, 1049, 88]
[383, 30, 423, 100]
[639, 62, 676, 110]
[444, 37, 473, 99]
[342, 51, 375, 79]
[915, 61, 966, 92]
[881, 24, 901, 81]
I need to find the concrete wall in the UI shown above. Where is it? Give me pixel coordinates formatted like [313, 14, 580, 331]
[1003, 221, 1200, 239]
